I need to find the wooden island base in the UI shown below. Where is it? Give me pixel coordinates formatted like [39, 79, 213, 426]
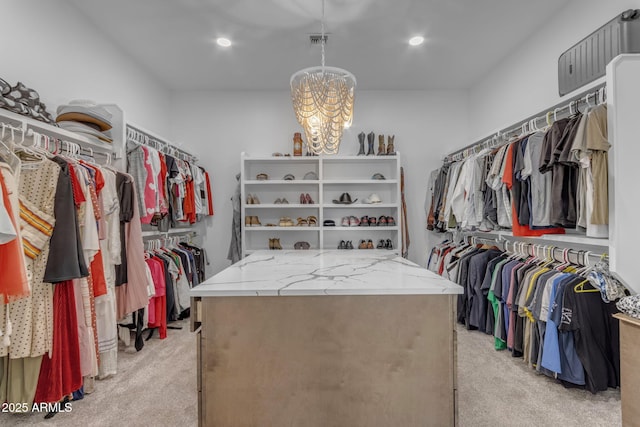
[196, 294, 457, 426]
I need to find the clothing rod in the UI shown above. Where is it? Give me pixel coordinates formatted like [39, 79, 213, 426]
[126, 124, 197, 162]
[142, 230, 196, 239]
[444, 82, 607, 162]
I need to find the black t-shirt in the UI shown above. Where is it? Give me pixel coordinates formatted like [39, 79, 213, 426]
[559, 281, 620, 393]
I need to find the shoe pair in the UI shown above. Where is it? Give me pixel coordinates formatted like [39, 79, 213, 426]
[268, 238, 282, 249]
[341, 216, 361, 227]
[246, 194, 260, 204]
[294, 241, 311, 250]
[376, 239, 394, 249]
[300, 193, 314, 204]
[358, 239, 374, 249]
[279, 217, 294, 227]
[274, 197, 289, 204]
[357, 215, 377, 226]
[338, 240, 354, 250]
[361, 215, 395, 226]
[245, 216, 261, 227]
[295, 216, 317, 227]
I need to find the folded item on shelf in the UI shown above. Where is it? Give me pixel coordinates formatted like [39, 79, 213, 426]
[58, 121, 113, 143]
[56, 100, 113, 131]
[371, 173, 386, 180]
[283, 173, 295, 180]
[323, 220, 335, 226]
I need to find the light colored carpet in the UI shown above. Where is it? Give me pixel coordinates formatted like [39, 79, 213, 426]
[0, 321, 621, 426]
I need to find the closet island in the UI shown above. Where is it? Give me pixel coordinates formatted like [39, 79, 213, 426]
[190, 249, 462, 426]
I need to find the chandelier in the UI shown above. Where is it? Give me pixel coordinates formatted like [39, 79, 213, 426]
[290, 0, 356, 155]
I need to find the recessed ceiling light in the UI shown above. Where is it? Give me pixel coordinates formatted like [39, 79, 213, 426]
[216, 37, 232, 47]
[408, 36, 424, 46]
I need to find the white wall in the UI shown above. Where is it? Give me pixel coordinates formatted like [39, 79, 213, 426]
[468, 0, 639, 141]
[170, 90, 468, 275]
[2, 0, 171, 135]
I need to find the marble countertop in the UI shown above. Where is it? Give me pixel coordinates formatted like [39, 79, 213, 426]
[191, 250, 462, 297]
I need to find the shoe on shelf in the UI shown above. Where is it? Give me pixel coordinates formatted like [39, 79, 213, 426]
[349, 216, 360, 227]
[323, 220, 335, 226]
[279, 217, 293, 227]
[386, 216, 396, 226]
[367, 239, 374, 249]
[346, 240, 354, 249]
[341, 216, 350, 227]
[338, 240, 346, 249]
[274, 198, 282, 204]
[386, 239, 393, 250]
[294, 241, 311, 250]
[358, 240, 367, 249]
[307, 216, 317, 227]
[268, 238, 274, 249]
[300, 193, 306, 204]
[377, 239, 385, 249]
[251, 216, 262, 227]
[360, 215, 369, 226]
[273, 238, 282, 249]
[246, 195, 253, 204]
[305, 193, 314, 204]
[297, 217, 308, 226]
[369, 217, 377, 226]
[281, 198, 289, 204]
[245, 216, 251, 227]
[252, 194, 260, 204]
[378, 215, 387, 226]
[257, 173, 268, 181]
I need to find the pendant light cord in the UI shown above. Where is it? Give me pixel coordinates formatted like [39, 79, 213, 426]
[321, 0, 325, 69]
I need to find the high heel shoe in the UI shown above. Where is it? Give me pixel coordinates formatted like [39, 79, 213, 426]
[367, 239, 374, 249]
[300, 193, 306, 204]
[305, 193, 314, 204]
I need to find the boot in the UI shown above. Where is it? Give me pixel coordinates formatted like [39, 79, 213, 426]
[366, 132, 375, 155]
[273, 238, 282, 250]
[357, 132, 365, 155]
[377, 134, 386, 155]
[268, 238, 274, 250]
[387, 135, 395, 155]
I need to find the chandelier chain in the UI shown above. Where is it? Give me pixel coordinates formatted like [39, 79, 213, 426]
[321, 0, 325, 69]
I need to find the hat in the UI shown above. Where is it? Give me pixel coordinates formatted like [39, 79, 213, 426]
[283, 173, 295, 181]
[371, 173, 386, 180]
[364, 193, 382, 204]
[333, 192, 357, 204]
[303, 171, 318, 180]
[56, 100, 113, 131]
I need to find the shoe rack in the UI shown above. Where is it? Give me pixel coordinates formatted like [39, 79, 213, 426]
[241, 152, 401, 257]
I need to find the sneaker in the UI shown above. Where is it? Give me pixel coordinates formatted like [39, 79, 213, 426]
[378, 216, 387, 226]
[346, 240, 354, 250]
[377, 239, 385, 249]
[341, 216, 350, 227]
[385, 239, 393, 250]
[274, 198, 282, 204]
[360, 215, 369, 226]
[338, 240, 346, 249]
[386, 216, 396, 226]
[349, 216, 360, 227]
[281, 198, 289, 204]
[369, 217, 377, 226]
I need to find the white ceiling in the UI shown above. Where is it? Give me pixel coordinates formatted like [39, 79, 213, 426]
[66, 0, 572, 91]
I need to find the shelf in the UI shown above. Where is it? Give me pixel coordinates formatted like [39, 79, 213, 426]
[323, 203, 398, 209]
[324, 226, 399, 231]
[245, 226, 320, 231]
[323, 180, 398, 185]
[244, 156, 319, 162]
[0, 108, 114, 154]
[322, 155, 399, 161]
[244, 204, 320, 209]
[245, 180, 320, 185]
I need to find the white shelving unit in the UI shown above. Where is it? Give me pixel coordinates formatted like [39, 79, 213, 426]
[241, 152, 402, 256]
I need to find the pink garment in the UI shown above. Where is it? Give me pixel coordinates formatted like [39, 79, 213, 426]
[115, 174, 151, 318]
[145, 257, 166, 326]
[139, 146, 156, 224]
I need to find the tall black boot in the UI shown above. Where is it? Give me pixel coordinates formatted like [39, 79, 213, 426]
[357, 132, 365, 155]
[367, 132, 375, 155]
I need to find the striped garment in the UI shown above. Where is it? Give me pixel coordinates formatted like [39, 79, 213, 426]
[19, 198, 54, 260]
